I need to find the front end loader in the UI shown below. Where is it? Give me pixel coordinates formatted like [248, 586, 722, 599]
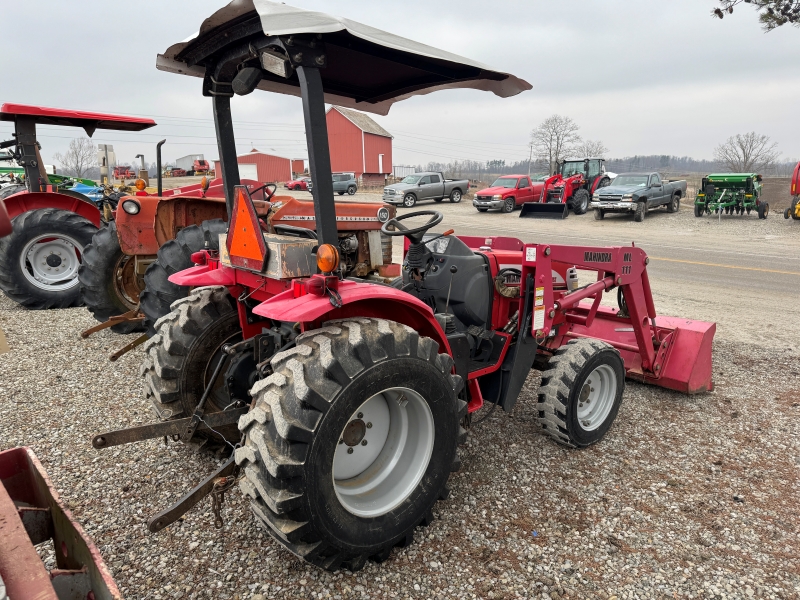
[92, 0, 714, 574]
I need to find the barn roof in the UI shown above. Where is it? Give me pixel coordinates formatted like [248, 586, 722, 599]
[329, 106, 392, 139]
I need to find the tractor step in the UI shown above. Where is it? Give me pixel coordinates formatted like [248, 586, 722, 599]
[519, 202, 569, 219]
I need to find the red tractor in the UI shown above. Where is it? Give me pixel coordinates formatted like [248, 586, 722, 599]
[520, 158, 612, 219]
[113, 165, 136, 180]
[193, 158, 210, 174]
[784, 160, 800, 220]
[0, 104, 156, 309]
[93, 4, 714, 573]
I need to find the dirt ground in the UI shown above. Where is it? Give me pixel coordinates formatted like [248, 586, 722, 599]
[1, 186, 799, 599]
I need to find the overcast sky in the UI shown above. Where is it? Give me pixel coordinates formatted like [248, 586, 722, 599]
[2, 0, 798, 169]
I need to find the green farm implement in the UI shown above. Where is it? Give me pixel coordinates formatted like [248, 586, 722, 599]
[694, 173, 767, 219]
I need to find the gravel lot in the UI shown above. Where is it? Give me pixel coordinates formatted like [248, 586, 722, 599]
[1, 191, 799, 600]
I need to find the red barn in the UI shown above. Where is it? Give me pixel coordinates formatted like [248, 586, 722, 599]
[326, 106, 393, 186]
[213, 149, 305, 183]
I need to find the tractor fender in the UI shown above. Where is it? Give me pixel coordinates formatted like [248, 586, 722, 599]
[252, 280, 450, 353]
[2, 190, 101, 226]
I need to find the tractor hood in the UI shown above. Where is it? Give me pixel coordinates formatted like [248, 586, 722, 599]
[157, 0, 531, 115]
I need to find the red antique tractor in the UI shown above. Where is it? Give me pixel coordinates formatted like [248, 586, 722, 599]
[92, 2, 714, 573]
[520, 158, 611, 219]
[0, 104, 156, 309]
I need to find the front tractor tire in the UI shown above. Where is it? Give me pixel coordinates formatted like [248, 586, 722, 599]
[0, 209, 97, 309]
[572, 189, 590, 215]
[236, 318, 466, 571]
[141, 286, 248, 454]
[79, 221, 145, 334]
[139, 219, 227, 337]
[536, 338, 624, 448]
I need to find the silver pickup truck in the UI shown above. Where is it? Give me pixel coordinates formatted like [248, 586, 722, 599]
[590, 172, 687, 222]
[383, 172, 469, 208]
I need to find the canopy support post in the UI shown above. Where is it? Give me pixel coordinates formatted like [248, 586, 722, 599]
[212, 94, 240, 218]
[15, 117, 48, 192]
[297, 65, 338, 247]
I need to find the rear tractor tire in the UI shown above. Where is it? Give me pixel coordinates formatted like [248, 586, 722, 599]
[79, 221, 145, 334]
[141, 286, 250, 454]
[536, 338, 624, 448]
[139, 219, 227, 337]
[236, 318, 466, 571]
[633, 201, 647, 222]
[0, 209, 96, 309]
[791, 198, 800, 220]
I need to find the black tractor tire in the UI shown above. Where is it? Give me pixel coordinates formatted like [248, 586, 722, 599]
[402, 193, 417, 208]
[791, 198, 800, 220]
[633, 201, 647, 222]
[141, 286, 247, 454]
[694, 203, 704, 217]
[536, 338, 624, 448]
[666, 194, 680, 213]
[572, 189, 590, 215]
[347, 186, 356, 195]
[0, 184, 26, 199]
[449, 189, 462, 203]
[477, 208, 488, 213]
[593, 209, 605, 221]
[0, 209, 97, 309]
[502, 197, 515, 213]
[758, 201, 769, 219]
[236, 318, 466, 571]
[79, 221, 144, 334]
[139, 219, 227, 337]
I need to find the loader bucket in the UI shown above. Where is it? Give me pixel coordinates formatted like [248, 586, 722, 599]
[519, 202, 569, 219]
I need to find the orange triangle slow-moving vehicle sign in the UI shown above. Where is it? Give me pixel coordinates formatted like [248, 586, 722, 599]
[226, 185, 268, 272]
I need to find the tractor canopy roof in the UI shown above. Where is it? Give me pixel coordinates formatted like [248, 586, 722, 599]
[157, 0, 531, 115]
[0, 104, 156, 136]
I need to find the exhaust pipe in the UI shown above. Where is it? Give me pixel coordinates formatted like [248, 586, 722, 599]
[156, 139, 166, 197]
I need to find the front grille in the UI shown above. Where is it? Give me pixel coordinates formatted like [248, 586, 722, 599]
[599, 195, 623, 201]
[381, 234, 393, 264]
[476, 195, 491, 201]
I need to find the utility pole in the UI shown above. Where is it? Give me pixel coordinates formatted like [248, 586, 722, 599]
[527, 142, 533, 177]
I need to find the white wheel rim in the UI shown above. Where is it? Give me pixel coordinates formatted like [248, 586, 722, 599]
[576, 364, 617, 431]
[333, 387, 434, 517]
[20, 234, 83, 291]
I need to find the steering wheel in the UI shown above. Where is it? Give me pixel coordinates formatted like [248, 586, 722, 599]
[381, 210, 443, 244]
[249, 182, 277, 201]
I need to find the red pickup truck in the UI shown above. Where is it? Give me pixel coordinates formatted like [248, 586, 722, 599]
[473, 174, 546, 213]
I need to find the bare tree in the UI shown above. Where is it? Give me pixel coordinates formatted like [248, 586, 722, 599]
[572, 139, 609, 159]
[530, 115, 581, 174]
[713, 0, 800, 30]
[713, 132, 780, 173]
[54, 138, 97, 178]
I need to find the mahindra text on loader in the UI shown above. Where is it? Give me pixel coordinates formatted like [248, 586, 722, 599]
[92, 0, 716, 573]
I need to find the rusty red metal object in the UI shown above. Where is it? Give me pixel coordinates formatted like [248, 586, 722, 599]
[0, 447, 121, 600]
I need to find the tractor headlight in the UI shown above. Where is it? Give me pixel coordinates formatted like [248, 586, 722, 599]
[492, 195, 503, 200]
[621, 194, 633, 201]
[121, 199, 141, 215]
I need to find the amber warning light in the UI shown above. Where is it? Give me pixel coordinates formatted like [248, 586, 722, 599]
[225, 186, 268, 272]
